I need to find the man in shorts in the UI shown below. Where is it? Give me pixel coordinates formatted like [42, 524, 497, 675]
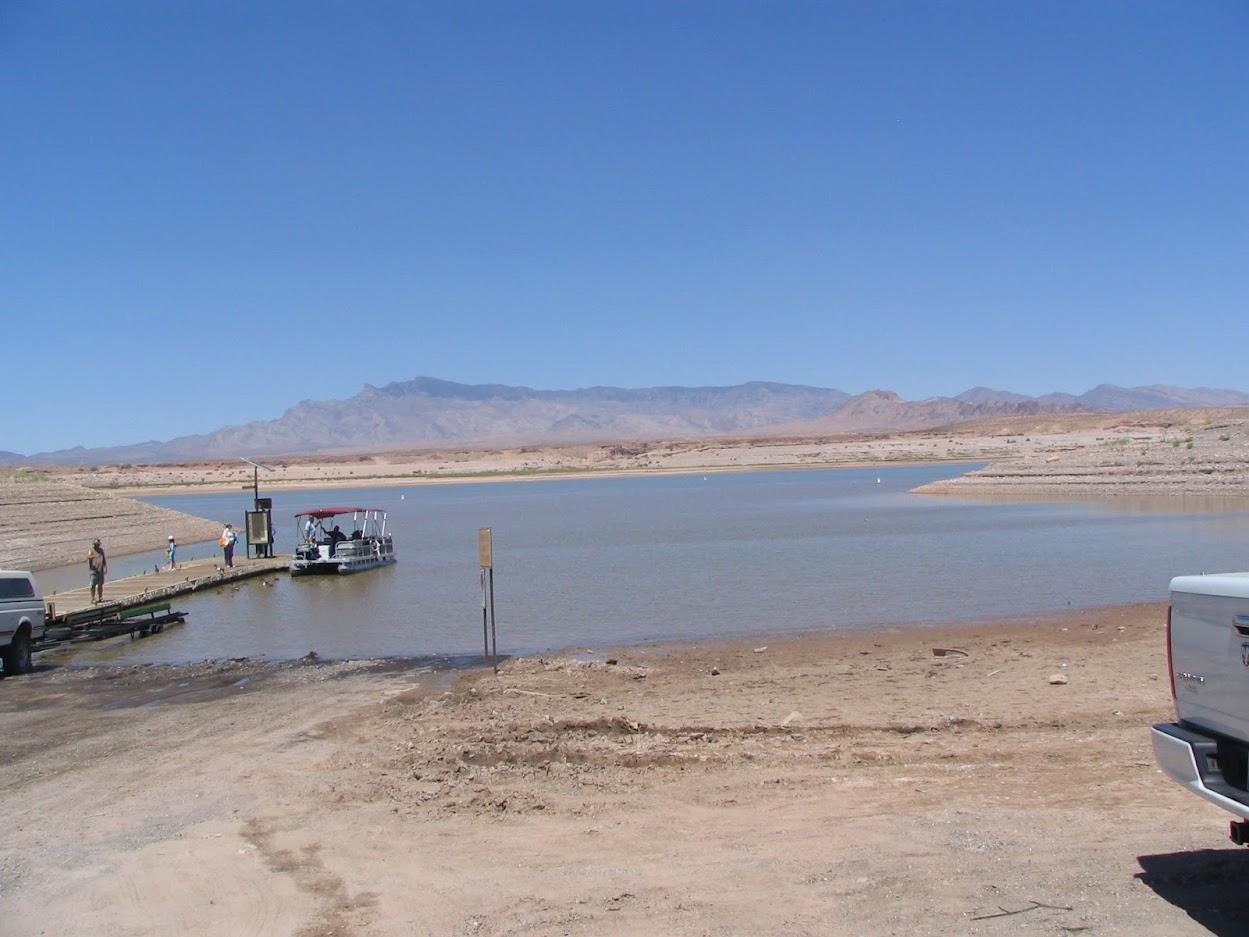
[88, 538, 108, 603]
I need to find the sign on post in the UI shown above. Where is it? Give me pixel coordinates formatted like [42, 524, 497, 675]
[478, 527, 493, 568]
[245, 510, 271, 547]
[478, 527, 497, 671]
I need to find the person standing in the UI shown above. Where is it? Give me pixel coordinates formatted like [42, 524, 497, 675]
[166, 535, 177, 570]
[220, 523, 237, 568]
[88, 538, 108, 603]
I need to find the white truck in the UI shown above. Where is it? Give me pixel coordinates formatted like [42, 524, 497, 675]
[0, 570, 46, 676]
[1152, 573, 1249, 844]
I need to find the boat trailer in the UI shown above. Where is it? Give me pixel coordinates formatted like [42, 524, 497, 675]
[37, 601, 187, 650]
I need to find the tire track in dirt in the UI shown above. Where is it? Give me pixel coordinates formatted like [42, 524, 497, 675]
[241, 817, 378, 937]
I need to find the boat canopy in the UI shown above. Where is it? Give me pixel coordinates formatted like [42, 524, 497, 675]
[294, 507, 385, 519]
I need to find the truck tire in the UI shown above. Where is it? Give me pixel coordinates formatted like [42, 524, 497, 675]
[2, 627, 33, 676]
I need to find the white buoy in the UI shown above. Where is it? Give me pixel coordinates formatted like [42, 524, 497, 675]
[876, 477, 881, 484]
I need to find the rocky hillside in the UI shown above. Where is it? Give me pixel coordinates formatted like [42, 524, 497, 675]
[22, 379, 852, 464]
[783, 389, 1082, 434]
[9, 378, 1249, 464]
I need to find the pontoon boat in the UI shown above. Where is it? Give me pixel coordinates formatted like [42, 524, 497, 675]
[291, 507, 396, 576]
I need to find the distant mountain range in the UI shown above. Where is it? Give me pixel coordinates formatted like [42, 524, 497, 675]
[6, 378, 1249, 465]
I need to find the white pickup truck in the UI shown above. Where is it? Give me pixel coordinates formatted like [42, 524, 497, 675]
[0, 570, 46, 676]
[1152, 573, 1249, 844]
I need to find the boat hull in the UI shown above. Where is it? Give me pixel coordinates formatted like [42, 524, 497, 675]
[290, 555, 397, 576]
[290, 534, 396, 577]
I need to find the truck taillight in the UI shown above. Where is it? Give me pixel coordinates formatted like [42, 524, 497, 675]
[1166, 604, 1176, 702]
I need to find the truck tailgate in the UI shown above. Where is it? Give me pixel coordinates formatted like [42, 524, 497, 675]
[1171, 574, 1249, 743]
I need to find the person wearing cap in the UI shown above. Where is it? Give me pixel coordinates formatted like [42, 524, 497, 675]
[87, 539, 108, 603]
[166, 535, 177, 570]
[220, 523, 237, 568]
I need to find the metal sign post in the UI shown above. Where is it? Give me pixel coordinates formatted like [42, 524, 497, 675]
[240, 458, 276, 558]
[478, 527, 497, 672]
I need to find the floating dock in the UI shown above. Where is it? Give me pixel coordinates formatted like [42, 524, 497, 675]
[45, 555, 289, 627]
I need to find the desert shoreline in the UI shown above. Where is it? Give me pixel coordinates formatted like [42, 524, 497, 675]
[7, 599, 1242, 936]
[95, 456, 986, 498]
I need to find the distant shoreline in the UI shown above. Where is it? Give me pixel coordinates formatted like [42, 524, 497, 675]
[112, 456, 985, 498]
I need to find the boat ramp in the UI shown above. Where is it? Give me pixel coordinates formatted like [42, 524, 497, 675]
[40, 556, 288, 646]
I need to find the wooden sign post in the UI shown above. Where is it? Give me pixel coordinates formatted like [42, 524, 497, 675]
[478, 527, 497, 671]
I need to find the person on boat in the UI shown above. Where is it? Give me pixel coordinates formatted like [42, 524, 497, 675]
[303, 516, 317, 542]
[166, 535, 177, 570]
[328, 524, 346, 555]
[88, 538, 108, 603]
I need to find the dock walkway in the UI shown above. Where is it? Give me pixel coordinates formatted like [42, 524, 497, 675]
[46, 555, 288, 626]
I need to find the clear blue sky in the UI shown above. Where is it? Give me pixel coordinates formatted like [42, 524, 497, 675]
[2, 1, 1245, 453]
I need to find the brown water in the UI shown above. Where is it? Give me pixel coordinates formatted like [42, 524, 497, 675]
[39, 463, 1249, 664]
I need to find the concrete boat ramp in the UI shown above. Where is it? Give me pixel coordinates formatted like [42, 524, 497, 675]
[41, 556, 288, 646]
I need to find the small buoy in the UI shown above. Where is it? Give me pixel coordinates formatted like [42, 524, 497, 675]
[400, 494, 405, 500]
[876, 477, 881, 484]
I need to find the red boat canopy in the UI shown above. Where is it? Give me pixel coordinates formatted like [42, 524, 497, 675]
[294, 507, 384, 519]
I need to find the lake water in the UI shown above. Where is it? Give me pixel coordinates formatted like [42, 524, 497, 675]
[39, 464, 1249, 664]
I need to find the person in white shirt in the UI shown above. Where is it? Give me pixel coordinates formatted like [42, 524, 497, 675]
[221, 524, 238, 568]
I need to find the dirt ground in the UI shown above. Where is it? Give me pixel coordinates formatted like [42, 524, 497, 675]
[3, 602, 1247, 936]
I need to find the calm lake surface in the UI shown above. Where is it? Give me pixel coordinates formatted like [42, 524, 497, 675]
[41, 464, 1249, 664]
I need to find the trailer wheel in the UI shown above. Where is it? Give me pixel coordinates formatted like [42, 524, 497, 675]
[2, 627, 33, 676]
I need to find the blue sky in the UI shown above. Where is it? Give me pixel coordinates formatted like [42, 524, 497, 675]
[2, 1, 1245, 453]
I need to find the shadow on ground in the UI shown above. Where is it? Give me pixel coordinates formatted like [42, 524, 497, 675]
[1137, 848, 1249, 936]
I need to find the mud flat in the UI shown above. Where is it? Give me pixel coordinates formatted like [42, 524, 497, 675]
[2, 603, 1244, 935]
[0, 477, 222, 571]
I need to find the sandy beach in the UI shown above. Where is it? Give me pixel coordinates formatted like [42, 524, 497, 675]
[3, 602, 1244, 936]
